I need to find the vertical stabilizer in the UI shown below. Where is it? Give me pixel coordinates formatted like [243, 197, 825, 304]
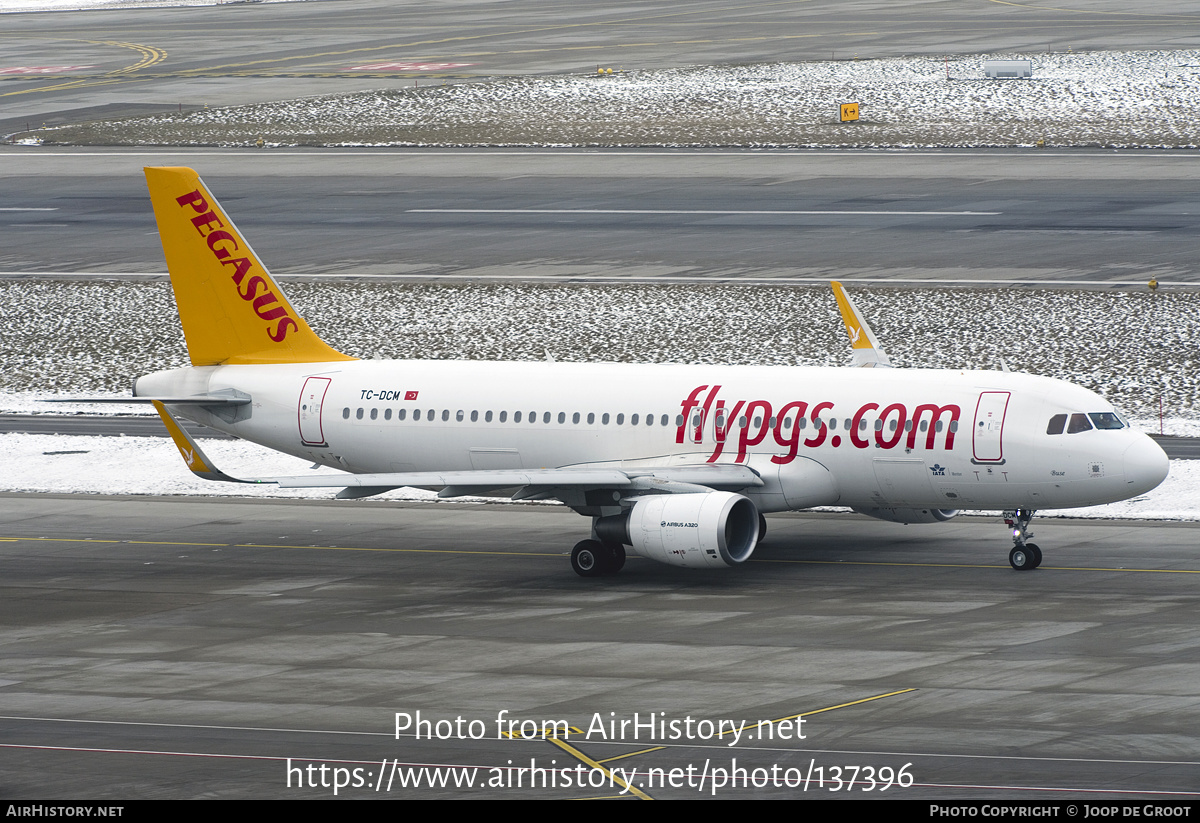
[831, 281, 892, 368]
[144, 166, 355, 366]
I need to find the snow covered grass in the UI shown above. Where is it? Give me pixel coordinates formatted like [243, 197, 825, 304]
[2, 279, 1196, 429]
[3, 432, 1197, 521]
[31, 50, 1200, 148]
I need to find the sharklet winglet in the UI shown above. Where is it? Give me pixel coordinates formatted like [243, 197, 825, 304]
[831, 281, 892, 368]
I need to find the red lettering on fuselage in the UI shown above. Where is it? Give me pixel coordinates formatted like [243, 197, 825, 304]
[677, 385, 959, 463]
[175, 189, 297, 343]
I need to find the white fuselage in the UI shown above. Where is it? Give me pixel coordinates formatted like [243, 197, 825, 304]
[137, 359, 1169, 513]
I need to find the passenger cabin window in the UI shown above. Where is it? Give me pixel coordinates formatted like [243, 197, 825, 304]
[1047, 414, 1067, 435]
[1067, 413, 1092, 434]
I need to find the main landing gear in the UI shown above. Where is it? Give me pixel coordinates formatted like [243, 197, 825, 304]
[571, 539, 626, 577]
[1004, 509, 1042, 571]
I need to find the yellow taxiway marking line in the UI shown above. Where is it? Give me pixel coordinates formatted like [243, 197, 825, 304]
[598, 746, 667, 764]
[545, 735, 654, 801]
[775, 688, 916, 724]
[755, 558, 1200, 574]
[167, 0, 812, 75]
[705, 688, 918, 743]
[5, 537, 1200, 574]
[564, 688, 916, 793]
[0, 40, 166, 98]
[237, 543, 551, 557]
[984, 0, 1200, 18]
[0, 536, 548, 557]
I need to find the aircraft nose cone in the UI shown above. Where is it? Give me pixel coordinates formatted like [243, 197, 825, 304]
[1123, 435, 1169, 495]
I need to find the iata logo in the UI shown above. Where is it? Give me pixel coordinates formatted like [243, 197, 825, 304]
[175, 189, 299, 343]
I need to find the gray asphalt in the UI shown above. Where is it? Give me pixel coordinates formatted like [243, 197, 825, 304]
[6, 0, 1200, 136]
[2, 494, 1198, 799]
[4, 148, 1200, 285]
[3, 0, 1199, 803]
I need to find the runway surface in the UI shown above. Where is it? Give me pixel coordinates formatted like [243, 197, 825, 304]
[5, 0, 1200, 136]
[3, 1, 1199, 802]
[2, 493, 1198, 799]
[3, 148, 1200, 285]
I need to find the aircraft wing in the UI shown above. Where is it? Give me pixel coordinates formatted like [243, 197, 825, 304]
[831, 280, 892, 368]
[152, 400, 762, 499]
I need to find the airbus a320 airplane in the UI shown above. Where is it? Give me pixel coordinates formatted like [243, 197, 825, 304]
[116, 167, 1167, 577]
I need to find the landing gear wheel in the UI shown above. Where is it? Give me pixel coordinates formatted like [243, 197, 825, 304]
[1009, 546, 1037, 571]
[757, 513, 768, 546]
[571, 540, 607, 577]
[605, 543, 626, 573]
[1025, 543, 1042, 569]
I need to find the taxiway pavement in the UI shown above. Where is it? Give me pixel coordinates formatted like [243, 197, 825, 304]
[2, 494, 1198, 799]
[3, 148, 1200, 285]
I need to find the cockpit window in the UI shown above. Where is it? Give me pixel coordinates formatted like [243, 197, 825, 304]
[1046, 414, 1067, 435]
[1088, 412, 1125, 430]
[1067, 413, 1093, 434]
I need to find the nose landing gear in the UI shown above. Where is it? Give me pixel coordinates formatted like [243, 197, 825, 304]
[1004, 509, 1042, 570]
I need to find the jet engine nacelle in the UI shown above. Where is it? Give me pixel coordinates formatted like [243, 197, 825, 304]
[597, 492, 759, 569]
[853, 506, 960, 525]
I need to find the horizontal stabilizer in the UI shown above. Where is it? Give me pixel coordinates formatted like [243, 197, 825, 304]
[44, 396, 251, 406]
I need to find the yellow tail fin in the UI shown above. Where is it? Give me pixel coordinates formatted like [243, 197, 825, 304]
[144, 166, 355, 366]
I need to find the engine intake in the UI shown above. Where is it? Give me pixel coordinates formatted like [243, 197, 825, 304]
[596, 492, 759, 569]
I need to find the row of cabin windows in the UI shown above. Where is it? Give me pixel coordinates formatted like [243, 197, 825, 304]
[1046, 411, 1127, 435]
[345, 407, 675, 426]
[341, 407, 954, 433]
